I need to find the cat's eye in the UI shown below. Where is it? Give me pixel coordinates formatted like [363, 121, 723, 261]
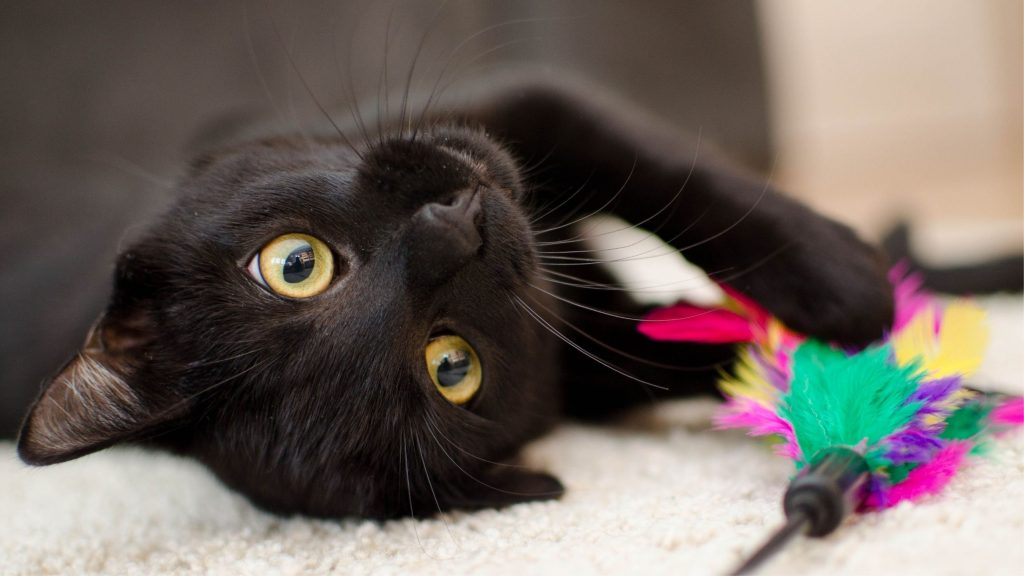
[247, 233, 334, 298]
[425, 335, 482, 405]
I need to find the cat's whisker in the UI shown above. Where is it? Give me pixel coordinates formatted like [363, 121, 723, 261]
[534, 148, 774, 271]
[124, 357, 274, 447]
[527, 169, 597, 226]
[415, 434, 458, 553]
[533, 201, 713, 266]
[532, 131, 703, 248]
[705, 241, 795, 286]
[526, 282, 714, 324]
[401, 432, 430, 557]
[522, 291, 730, 372]
[422, 413, 558, 496]
[538, 240, 794, 320]
[510, 294, 667, 390]
[532, 154, 638, 237]
[424, 414, 528, 470]
[532, 203, 714, 267]
[533, 195, 688, 256]
[537, 266, 732, 294]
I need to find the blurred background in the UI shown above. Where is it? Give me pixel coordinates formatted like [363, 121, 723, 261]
[0, 0, 1021, 432]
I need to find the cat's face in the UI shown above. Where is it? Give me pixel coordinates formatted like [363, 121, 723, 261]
[18, 127, 565, 518]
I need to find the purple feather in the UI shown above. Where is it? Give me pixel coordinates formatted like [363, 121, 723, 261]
[884, 426, 946, 465]
[907, 377, 961, 408]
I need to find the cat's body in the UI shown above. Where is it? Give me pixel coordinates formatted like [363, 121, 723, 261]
[15, 76, 894, 519]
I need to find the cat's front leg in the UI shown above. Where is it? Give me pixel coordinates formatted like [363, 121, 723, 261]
[466, 76, 894, 346]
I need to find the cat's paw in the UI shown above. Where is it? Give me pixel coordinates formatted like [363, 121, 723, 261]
[736, 220, 894, 347]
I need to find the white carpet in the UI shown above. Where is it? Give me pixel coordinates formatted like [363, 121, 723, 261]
[1, 295, 1021, 576]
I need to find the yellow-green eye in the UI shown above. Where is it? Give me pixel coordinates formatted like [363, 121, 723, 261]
[425, 335, 482, 405]
[248, 233, 334, 298]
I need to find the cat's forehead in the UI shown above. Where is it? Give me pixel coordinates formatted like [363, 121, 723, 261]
[175, 129, 520, 235]
[193, 127, 508, 188]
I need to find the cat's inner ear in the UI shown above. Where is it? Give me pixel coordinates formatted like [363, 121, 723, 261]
[18, 306, 182, 465]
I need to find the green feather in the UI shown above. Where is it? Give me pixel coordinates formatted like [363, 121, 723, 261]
[940, 399, 992, 441]
[780, 341, 924, 470]
[941, 398, 995, 455]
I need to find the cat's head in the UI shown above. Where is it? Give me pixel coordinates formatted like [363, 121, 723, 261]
[18, 127, 565, 518]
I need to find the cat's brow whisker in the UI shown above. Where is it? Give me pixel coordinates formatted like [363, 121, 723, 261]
[242, 4, 317, 151]
[376, 0, 400, 148]
[414, 17, 563, 139]
[185, 347, 264, 369]
[329, 0, 375, 153]
[86, 152, 176, 190]
[423, 34, 546, 120]
[398, 0, 452, 139]
[510, 294, 667, 390]
[263, 0, 364, 160]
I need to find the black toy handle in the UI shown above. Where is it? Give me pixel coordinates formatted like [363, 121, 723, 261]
[731, 447, 869, 574]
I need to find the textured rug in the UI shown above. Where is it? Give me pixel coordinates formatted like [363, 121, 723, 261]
[1, 294, 1021, 576]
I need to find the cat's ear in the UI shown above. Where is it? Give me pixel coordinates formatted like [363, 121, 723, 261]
[447, 466, 565, 510]
[18, 261, 185, 465]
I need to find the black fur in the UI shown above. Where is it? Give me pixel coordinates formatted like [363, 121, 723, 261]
[16, 77, 893, 519]
[883, 221, 1023, 295]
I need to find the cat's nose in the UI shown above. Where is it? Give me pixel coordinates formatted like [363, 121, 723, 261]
[404, 188, 484, 287]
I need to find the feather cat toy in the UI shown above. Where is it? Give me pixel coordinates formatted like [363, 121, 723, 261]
[639, 266, 1023, 573]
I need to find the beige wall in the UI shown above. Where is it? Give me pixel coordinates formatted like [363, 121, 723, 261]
[757, 0, 1022, 252]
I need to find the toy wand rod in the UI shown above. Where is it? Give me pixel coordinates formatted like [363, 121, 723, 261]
[731, 447, 869, 575]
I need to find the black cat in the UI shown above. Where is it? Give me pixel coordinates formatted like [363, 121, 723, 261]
[16, 76, 893, 519]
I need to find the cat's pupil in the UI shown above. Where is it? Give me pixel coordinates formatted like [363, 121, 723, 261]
[282, 245, 315, 283]
[437, 350, 472, 387]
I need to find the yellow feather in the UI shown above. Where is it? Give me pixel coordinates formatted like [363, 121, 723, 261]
[719, 348, 777, 406]
[893, 300, 988, 378]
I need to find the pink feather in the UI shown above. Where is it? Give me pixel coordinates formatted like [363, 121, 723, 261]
[991, 397, 1024, 427]
[867, 441, 971, 509]
[713, 400, 802, 460]
[638, 303, 755, 343]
